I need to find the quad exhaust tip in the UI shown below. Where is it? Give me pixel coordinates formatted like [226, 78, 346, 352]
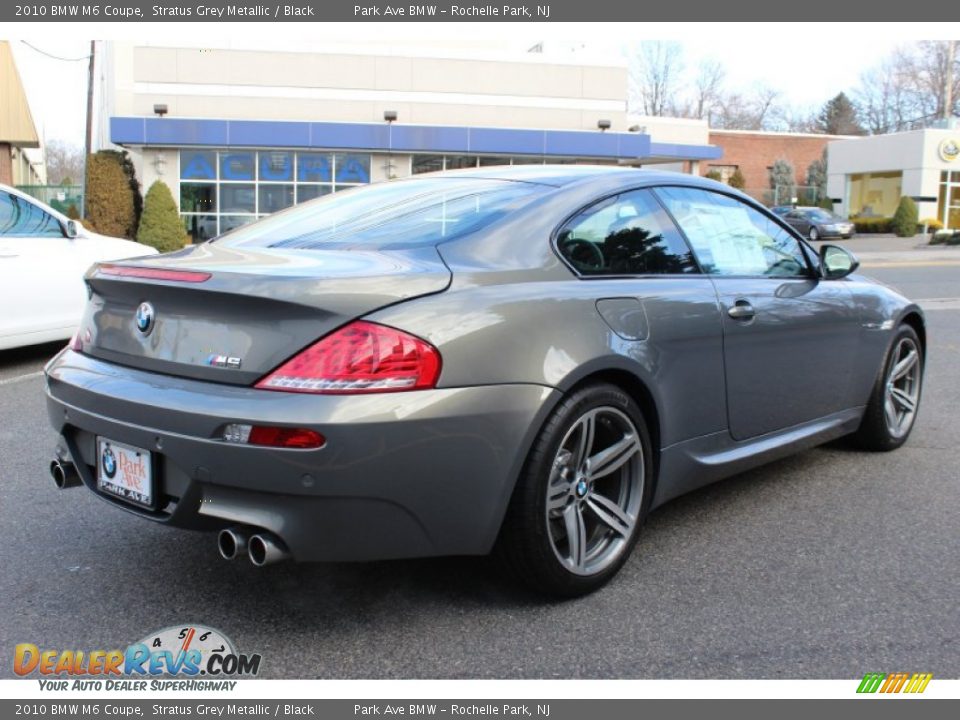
[248, 532, 290, 567]
[50, 459, 82, 489]
[218, 527, 290, 566]
[217, 527, 251, 561]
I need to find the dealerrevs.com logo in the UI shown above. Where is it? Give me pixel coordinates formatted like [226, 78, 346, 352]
[857, 672, 933, 694]
[14, 625, 261, 691]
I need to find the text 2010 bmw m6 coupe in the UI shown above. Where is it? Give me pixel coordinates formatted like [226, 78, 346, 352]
[44, 166, 925, 596]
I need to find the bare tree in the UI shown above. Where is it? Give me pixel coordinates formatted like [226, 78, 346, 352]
[712, 85, 785, 131]
[691, 58, 725, 121]
[628, 41, 684, 117]
[44, 140, 85, 186]
[853, 41, 960, 133]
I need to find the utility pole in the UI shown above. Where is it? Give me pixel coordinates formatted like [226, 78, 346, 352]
[83, 40, 94, 217]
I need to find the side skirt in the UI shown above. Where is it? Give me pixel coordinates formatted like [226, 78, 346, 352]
[652, 407, 865, 508]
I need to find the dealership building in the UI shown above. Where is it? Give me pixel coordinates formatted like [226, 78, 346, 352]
[91, 42, 721, 241]
[827, 123, 960, 228]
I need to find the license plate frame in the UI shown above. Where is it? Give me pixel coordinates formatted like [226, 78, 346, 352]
[96, 437, 155, 510]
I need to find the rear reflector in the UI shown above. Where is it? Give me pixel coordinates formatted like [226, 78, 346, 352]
[222, 423, 325, 449]
[99, 264, 211, 283]
[255, 320, 441, 394]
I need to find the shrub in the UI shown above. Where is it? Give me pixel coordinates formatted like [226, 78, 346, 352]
[65, 203, 80, 220]
[851, 217, 893, 234]
[818, 197, 835, 211]
[705, 170, 722, 182]
[85, 152, 137, 239]
[728, 167, 746, 190]
[137, 181, 188, 253]
[921, 217, 944, 232]
[891, 196, 919, 238]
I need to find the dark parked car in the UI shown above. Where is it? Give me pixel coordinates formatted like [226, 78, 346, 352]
[45, 167, 924, 596]
[771, 205, 856, 241]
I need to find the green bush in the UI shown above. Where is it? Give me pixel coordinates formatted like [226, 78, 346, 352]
[891, 196, 919, 238]
[851, 217, 893, 233]
[85, 152, 138, 239]
[705, 170, 722, 182]
[137, 181, 188, 253]
[818, 197, 835, 211]
[728, 168, 746, 190]
[65, 203, 80, 220]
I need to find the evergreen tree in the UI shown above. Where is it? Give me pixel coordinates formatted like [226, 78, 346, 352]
[728, 167, 746, 189]
[137, 181, 188, 253]
[891, 196, 919, 238]
[85, 152, 137, 239]
[814, 93, 865, 135]
[769, 158, 795, 205]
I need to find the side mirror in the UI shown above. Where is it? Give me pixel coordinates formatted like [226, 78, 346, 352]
[64, 220, 80, 239]
[820, 244, 859, 279]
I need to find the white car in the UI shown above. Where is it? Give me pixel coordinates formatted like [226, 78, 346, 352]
[0, 184, 158, 350]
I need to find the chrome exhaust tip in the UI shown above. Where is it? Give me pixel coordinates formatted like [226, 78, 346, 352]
[248, 532, 291, 567]
[217, 527, 251, 561]
[50, 459, 81, 489]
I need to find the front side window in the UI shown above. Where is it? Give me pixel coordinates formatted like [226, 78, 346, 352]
[655, 187, 809, 277]
[556, 189, 698, 276]
[0, 192, 63, 238]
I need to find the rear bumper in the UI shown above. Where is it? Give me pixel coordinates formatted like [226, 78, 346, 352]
[45, 349, 558, 561]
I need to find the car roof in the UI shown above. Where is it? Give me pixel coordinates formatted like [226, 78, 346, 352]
[420, 164, 711, 189]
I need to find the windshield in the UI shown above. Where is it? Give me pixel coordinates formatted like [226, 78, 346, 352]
[216, 178, 547, 250]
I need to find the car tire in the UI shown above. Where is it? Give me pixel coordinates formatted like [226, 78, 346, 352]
[809, 227, 819, 241]
[495, 382, 653, 597]
[852, 324, 923, 452]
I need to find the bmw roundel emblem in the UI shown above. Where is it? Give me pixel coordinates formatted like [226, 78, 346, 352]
[135, 302, 155, 335]
[101, 446, 117, 479]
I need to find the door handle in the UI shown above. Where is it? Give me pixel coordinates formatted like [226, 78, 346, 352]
[727, 301, 755, 320]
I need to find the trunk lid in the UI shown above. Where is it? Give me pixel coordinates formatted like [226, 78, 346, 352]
[79, 243, 451, 385]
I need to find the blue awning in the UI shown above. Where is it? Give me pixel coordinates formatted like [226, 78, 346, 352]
[110, 117, 721, 163]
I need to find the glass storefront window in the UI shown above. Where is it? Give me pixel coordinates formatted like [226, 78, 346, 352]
[296, 185, 331, 203]
[178, 150, 370, 243]
[180, 184, 216, 213]
[220, 184, 256, 214]
[938, 171, 960, 229]
[847, 171, 903, 217]
[258, 185, 295, 214]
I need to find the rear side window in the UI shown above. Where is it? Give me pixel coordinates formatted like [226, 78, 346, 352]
[0, 192, 63, 238]
[556, 188, 698, 276]
[655, 187, 809, 277]
[217, 178, 546, 250]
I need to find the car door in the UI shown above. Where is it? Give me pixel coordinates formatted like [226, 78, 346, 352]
[655, 186, 861, 441]
[0, 190, 79, 344]
[555, 188, 728, 446]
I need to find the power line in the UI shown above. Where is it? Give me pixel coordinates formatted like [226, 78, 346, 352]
[20, 40, 91, 62]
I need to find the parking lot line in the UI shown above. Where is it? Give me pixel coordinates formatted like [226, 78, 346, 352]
[0, 370, 44, 386]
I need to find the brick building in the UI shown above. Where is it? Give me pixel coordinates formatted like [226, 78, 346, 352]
[701, 129, 853, 202]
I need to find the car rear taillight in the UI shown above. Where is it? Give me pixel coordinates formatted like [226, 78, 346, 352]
[222, 424, 325, 449]
[255, 321, 441, 394]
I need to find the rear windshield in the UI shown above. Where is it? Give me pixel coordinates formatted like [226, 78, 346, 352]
[216, 178, 546, 250]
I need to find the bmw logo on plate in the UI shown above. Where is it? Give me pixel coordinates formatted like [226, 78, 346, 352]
[101, 446, 117, 479]
[135, 302, 155, 335]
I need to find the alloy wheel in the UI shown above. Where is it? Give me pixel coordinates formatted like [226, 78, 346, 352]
[884, 337, 921, 438]
[545, 406, 644, 576]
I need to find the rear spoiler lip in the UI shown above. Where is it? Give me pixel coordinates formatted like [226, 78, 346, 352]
[95, 263, 212, 284]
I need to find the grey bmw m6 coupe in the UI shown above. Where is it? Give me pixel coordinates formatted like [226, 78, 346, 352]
[45, 166, 925, 596]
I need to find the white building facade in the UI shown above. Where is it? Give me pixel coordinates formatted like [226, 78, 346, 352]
[827, 124, 960, 228]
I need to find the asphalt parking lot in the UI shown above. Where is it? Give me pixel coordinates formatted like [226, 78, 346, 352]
[1, 257, 958, 680]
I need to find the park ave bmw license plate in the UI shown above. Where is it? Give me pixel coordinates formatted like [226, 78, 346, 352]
[96, 438, 153, 508]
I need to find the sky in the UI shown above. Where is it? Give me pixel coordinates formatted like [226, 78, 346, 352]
[6, 23, 955, 153]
